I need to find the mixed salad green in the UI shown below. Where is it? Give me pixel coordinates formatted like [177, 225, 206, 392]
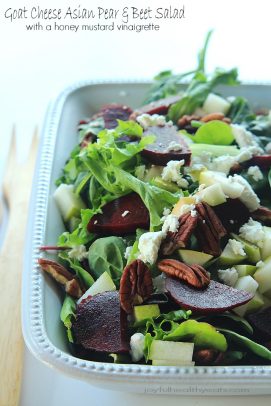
[39, 32, 271, 366]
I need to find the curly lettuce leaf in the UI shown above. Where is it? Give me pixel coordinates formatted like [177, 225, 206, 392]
[113, 167, 180, 230]
[58, 251, 94, 288]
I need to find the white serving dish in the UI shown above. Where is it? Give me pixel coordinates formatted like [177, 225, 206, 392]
[22, 81, 271, 395]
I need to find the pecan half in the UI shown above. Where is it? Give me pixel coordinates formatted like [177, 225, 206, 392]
[161, 212, 198, 255]
[119, 259, 153, 314]
[38, 258, 82, 298]
[195, 202, 227, 256]
[200, 112, 231, 124]
[157, 259, 210, 289]
[193, 349, 225, 365]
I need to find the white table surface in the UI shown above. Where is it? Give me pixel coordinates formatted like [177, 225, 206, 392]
[1, 0, 271, 404]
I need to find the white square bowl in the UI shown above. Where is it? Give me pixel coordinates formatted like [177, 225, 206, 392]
[22, 80, 271, 395]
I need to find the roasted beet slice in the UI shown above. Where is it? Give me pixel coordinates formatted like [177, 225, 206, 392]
[165, 276, 253, 314]
[251, 206, 271, 225]
[100, 104, 133, 129]
[247, 307, 271, 342]
[88, 192, 149, 235]
[212, 199, 250, 232]
[248, 155, 271, 169]
[141, 125, 191, 166]
[131, 95, 182, 117]
[72, 291, 130, 353]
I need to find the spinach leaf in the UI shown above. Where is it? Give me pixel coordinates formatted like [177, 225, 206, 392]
[143, 31, 213, 104]
[218, 328, 271, 360]
[197, 313, 253, 336]
[227, 96, 254, 124]
[88, 236, 126, 286]
[60, 295, 76, 343]
[188, 120, 234, 145]
[168, 68, 239, 123]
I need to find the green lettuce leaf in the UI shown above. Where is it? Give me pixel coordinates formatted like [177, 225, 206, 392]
[58, 251, 94, 288]
[227, 96, 254, 124]
[168, 68, 239, 123]
[88, 236, 126, 287]
[188, 120, 235, 145]
[60, 295, 76, 343]
[165, 319, 228, 352]
[113, 167, 180, 230]
[218, 328, 271, 361]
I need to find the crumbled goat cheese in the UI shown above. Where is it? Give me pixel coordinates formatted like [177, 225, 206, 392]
[211, 155, 236, 174]
[239, 218, 265, 248]
[166, 141, 183, 152]
[68, 245, 88, 261]
[190, 209, 197, 217]
[218, 268, 239, 287]
[162, 214, 179, 234]
[121, 210, 130, 217]
[247, 165, 264, 182]
[138, 231, 165, 265]
[228, 239, 246, 256]
[124, 246, 133, 260]
[94, 220, 98, 225]
[256, 260, 264, 267]
[231, 124, 263, 151]
[229, 174, 260, 212]
[161, 160, 188, 188]
[130, 333, 145, 362]
[229, 219, 235, 224]
[135, 165, 146, 180]
[136, 113, 172, 130]
[179, 204, 196, 216]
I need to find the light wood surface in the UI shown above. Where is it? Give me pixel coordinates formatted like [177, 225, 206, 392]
[0, 131, 38, 406]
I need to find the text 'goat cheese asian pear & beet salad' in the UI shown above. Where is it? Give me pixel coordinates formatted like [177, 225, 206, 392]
[39, 32, 271, 366]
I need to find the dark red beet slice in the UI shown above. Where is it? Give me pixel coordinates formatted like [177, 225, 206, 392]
[248, 155, 271, 169]
[165, 276, 253, 314]
[252, 206, 271, 225]
[72, 291, 130, 353]
[131, 95, 182, 117]
[212, 199, 250, 232]
[141, 125, 191, 166]
[100, 104, 133, 129]
[247, 307, 271, 342]
[88, 192, 149, 235]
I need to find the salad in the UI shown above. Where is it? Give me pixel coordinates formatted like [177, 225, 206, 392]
[39, 32, 271, 367]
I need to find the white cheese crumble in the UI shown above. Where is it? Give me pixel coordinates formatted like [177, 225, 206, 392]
[228, 239, 246, 256]
[228, 174, 260, 212]
[218, 267, 239, 287]
[161, 160, 188, 188]
[211, 155, 236, 175]
[239, 218, 265, 248]
[124, 246, 133, 260]
[190, 209, 197, 217]
[162, 214, 179, 234]
[121, 210, 130, 217]
[136, 113, 172, 130]
[247, 165, 264, 182]
[68, 245, 88, 261]
[231, 124, 263, 151]
[130, 333, 145, 362]
[256, 260, 264, 268]
[179, 203, 196, 216]
[138, 231, 165, 265]
[166, 141, 183, 152]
